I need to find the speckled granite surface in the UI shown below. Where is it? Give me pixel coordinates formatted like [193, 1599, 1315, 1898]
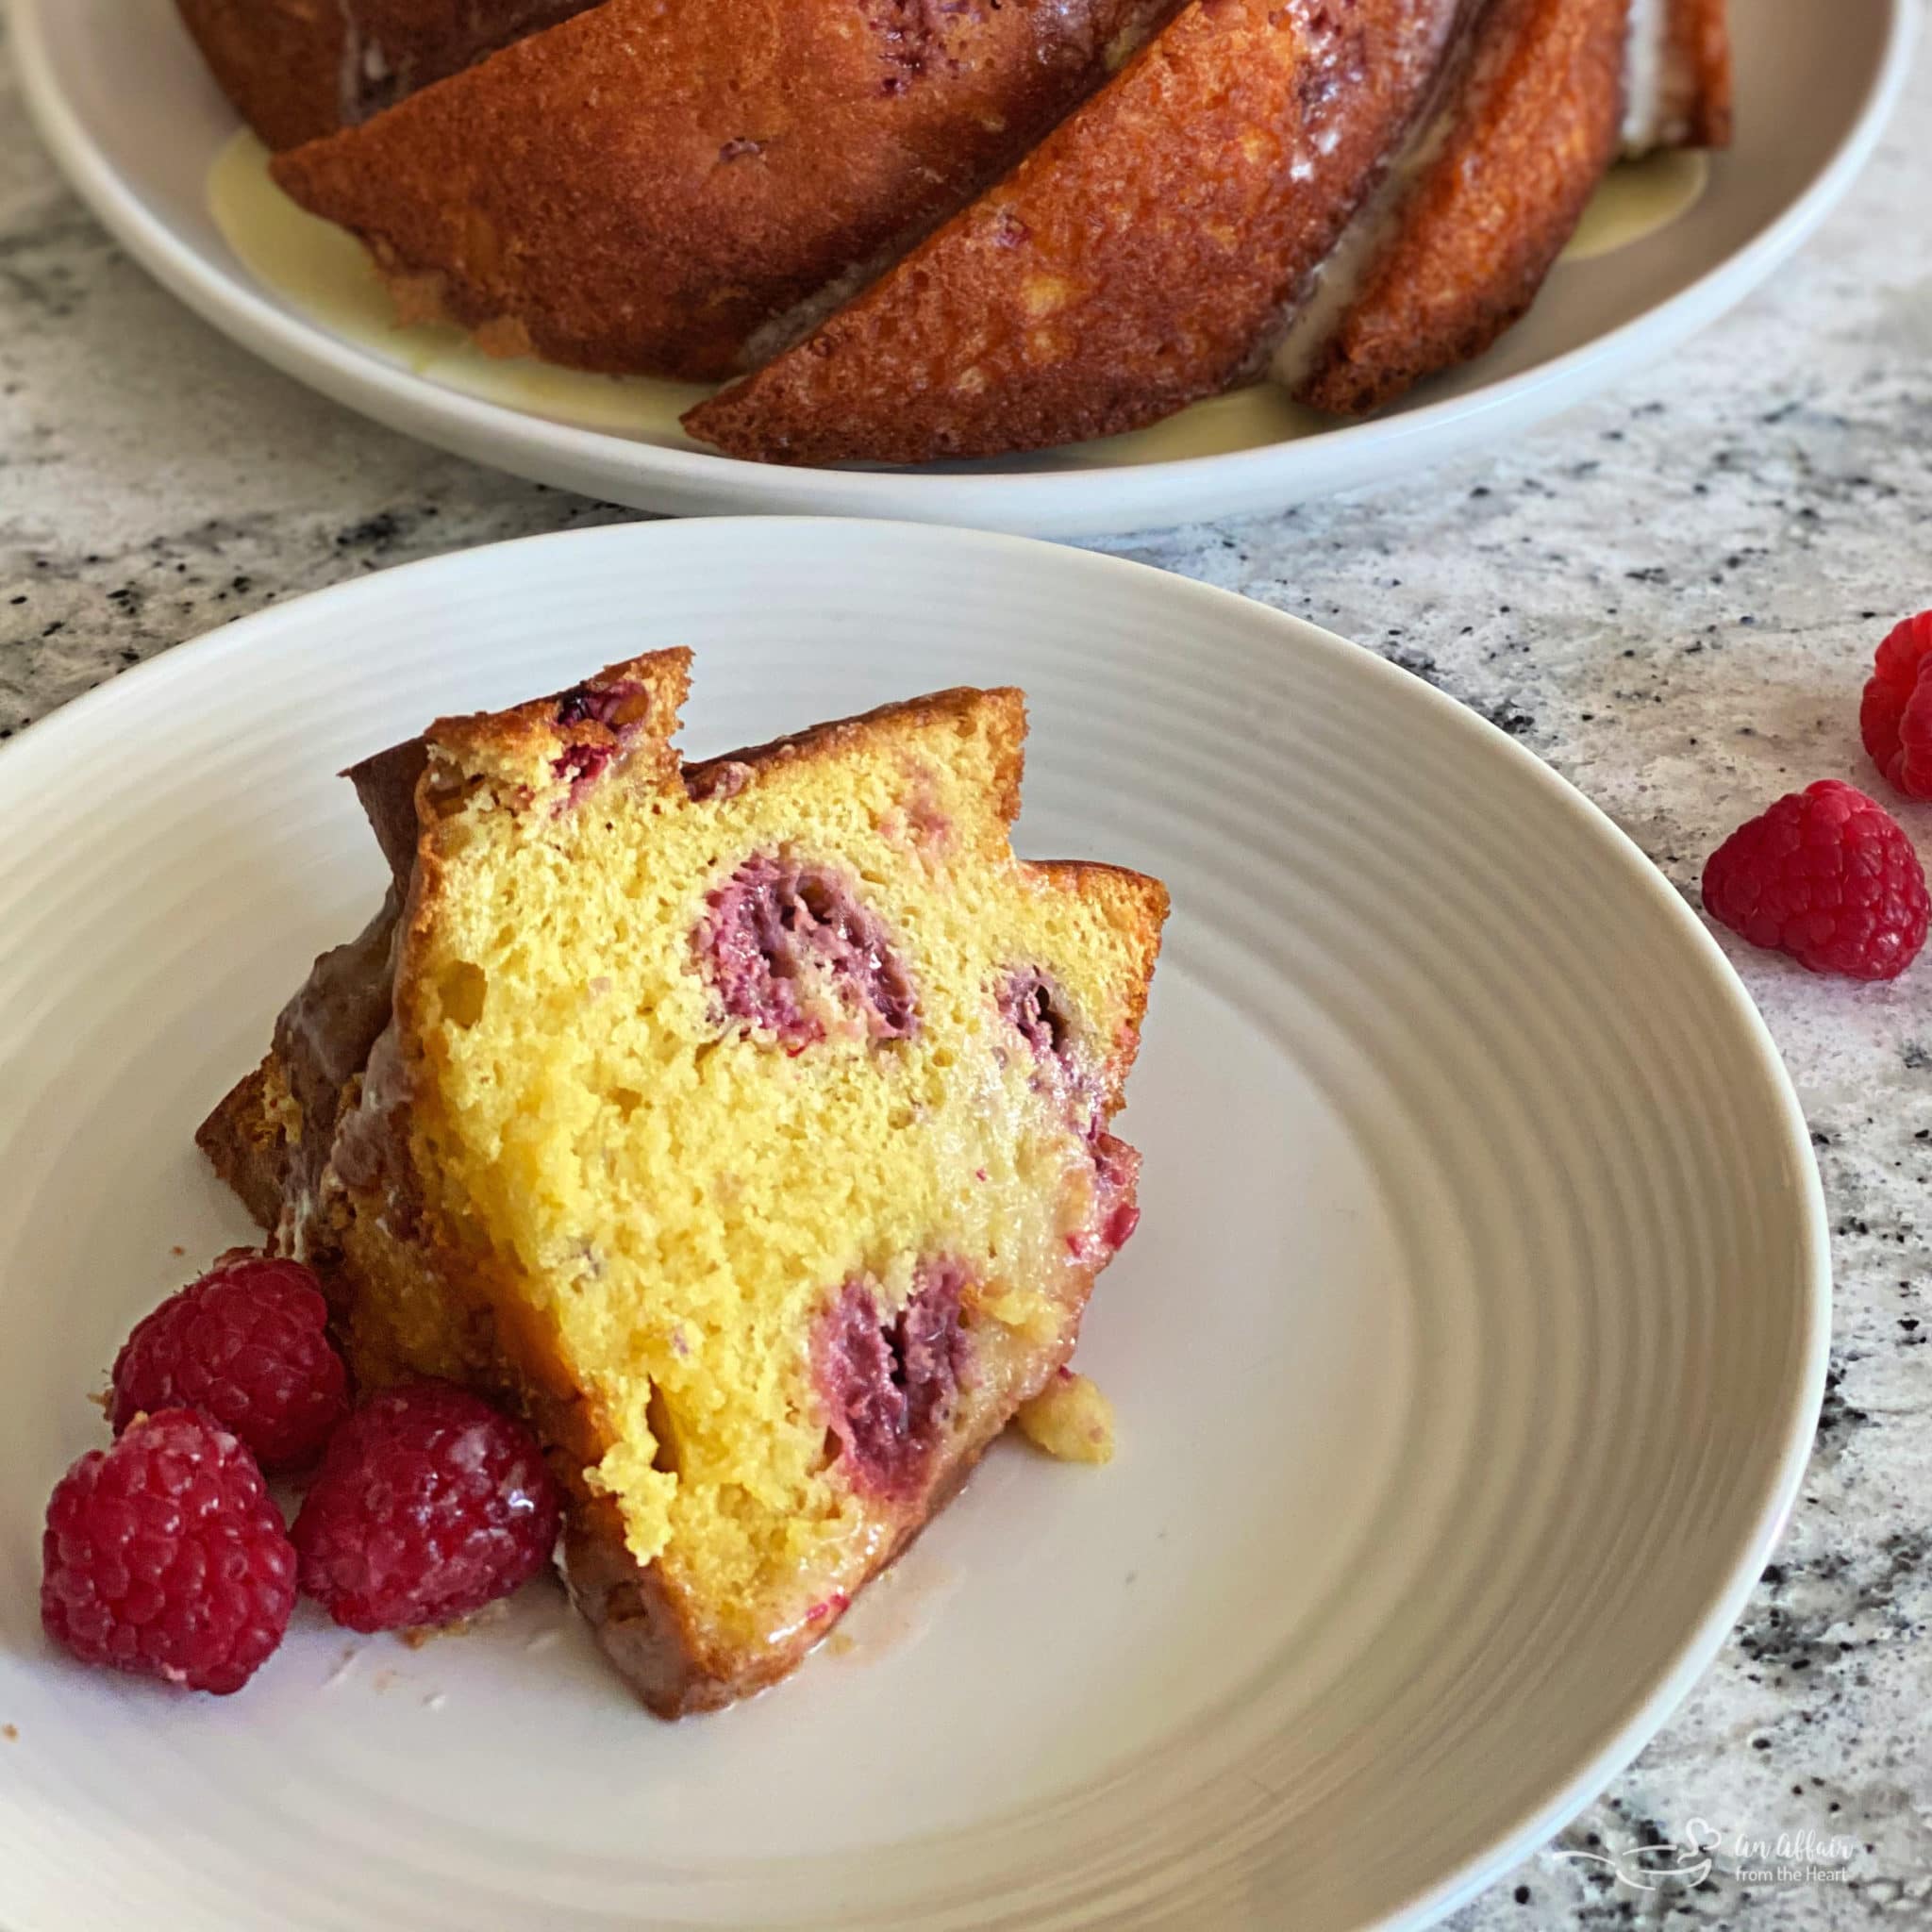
[4, 8, 1929, 1924]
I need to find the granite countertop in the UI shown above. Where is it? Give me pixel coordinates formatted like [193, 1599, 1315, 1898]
[3, 9, 1928, 1924]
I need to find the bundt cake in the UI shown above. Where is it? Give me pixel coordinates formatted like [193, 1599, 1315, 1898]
[1278, 0, 1638, 418]
[180, 0, 1729, 459]
[197, 651, 1168, 1713]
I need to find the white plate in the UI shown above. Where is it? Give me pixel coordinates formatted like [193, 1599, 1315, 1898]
[0, 522, 1824, 1930]
[9, 0, 1912, 539]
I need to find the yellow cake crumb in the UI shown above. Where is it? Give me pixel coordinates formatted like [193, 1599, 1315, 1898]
[387, 678, 1153, 1626]
[1016, 1369, 1114, 1463]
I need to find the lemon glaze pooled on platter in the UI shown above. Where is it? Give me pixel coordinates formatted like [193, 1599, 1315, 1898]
[179, 0, 1730, 464]
[197, 652, 1167, 1714]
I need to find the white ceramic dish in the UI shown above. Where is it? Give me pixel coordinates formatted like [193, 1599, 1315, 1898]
[0, 521, 1824, 1929]
[9, 0, 1912, 538]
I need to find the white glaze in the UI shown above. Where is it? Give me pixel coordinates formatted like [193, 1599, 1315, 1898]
[1267, 85, 1463, 391]
[1621, 0, 1671, 152]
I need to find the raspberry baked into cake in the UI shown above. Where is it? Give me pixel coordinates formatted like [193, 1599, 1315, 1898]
[197, 651, 1167, 1713]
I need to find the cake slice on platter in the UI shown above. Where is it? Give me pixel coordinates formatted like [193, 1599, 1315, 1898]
[198, 650, 1167, 1713]
[1280, 0, 1638, 418]
[1622, 0, 1732, 153]
[1278, 0, 1732, 417]
[264, 0, 1172, 380]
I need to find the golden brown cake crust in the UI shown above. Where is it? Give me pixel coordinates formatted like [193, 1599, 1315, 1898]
[197, 650, 1166, 1717]
[682, 0, 1463, 465]
[175, 0, 599, 151]
[1296, 0, 1633, 418]
[269, 0, 1166, 382]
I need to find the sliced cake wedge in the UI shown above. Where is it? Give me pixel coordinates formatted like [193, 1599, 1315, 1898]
[267, 0, 1170, 381]
[1281, 0, 1637, 418]
[198, 651, 1167, 1713]
[1622, 0, 1732, 153]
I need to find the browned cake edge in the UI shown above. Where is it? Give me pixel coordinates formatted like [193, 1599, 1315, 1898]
[175, 0, 346, 153]
[196, 1059, 294, 1233]
[196, 652, 1167, 1715]
[175, 0, 604, 151]
[1659, 0, 1732, 148]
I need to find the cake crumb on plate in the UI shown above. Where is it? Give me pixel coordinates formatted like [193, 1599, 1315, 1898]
[398, 1600, 511, 1649]
[1015, 1369, 1115, 1464]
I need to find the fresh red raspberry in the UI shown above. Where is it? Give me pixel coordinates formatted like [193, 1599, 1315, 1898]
[1702, 780, 1928, 980]
[110, 1255, 348, 1473]
[1861, 609, 1932, 799]
[42, 1408, 296, 1694]
[292, 1382, 562, 1632]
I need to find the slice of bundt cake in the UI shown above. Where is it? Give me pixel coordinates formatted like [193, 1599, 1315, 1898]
[1622, 0, 1732, 153]
[266, 0, 1171, 381]
[1279, 0, 1635, 418]
[1281, 0, 1730, 416]
[682, 0, 1464, 464]
[198, 652, 1168, 1713]
[175, 0, 600, 153]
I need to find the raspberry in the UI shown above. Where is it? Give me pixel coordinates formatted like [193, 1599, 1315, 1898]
[1860, 609, 1932, 799]
[110, 1255, 348, 1472]
[292, 1383, 562, 1632]
[1702, 780, 1928, 980]
[812, 1263, 973, 1501]
[696, 853, 917, 1046]
[553, 681, 637, 728]
[42, 1408, 296, 1694]
[1001, 968, 1074, 1065]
